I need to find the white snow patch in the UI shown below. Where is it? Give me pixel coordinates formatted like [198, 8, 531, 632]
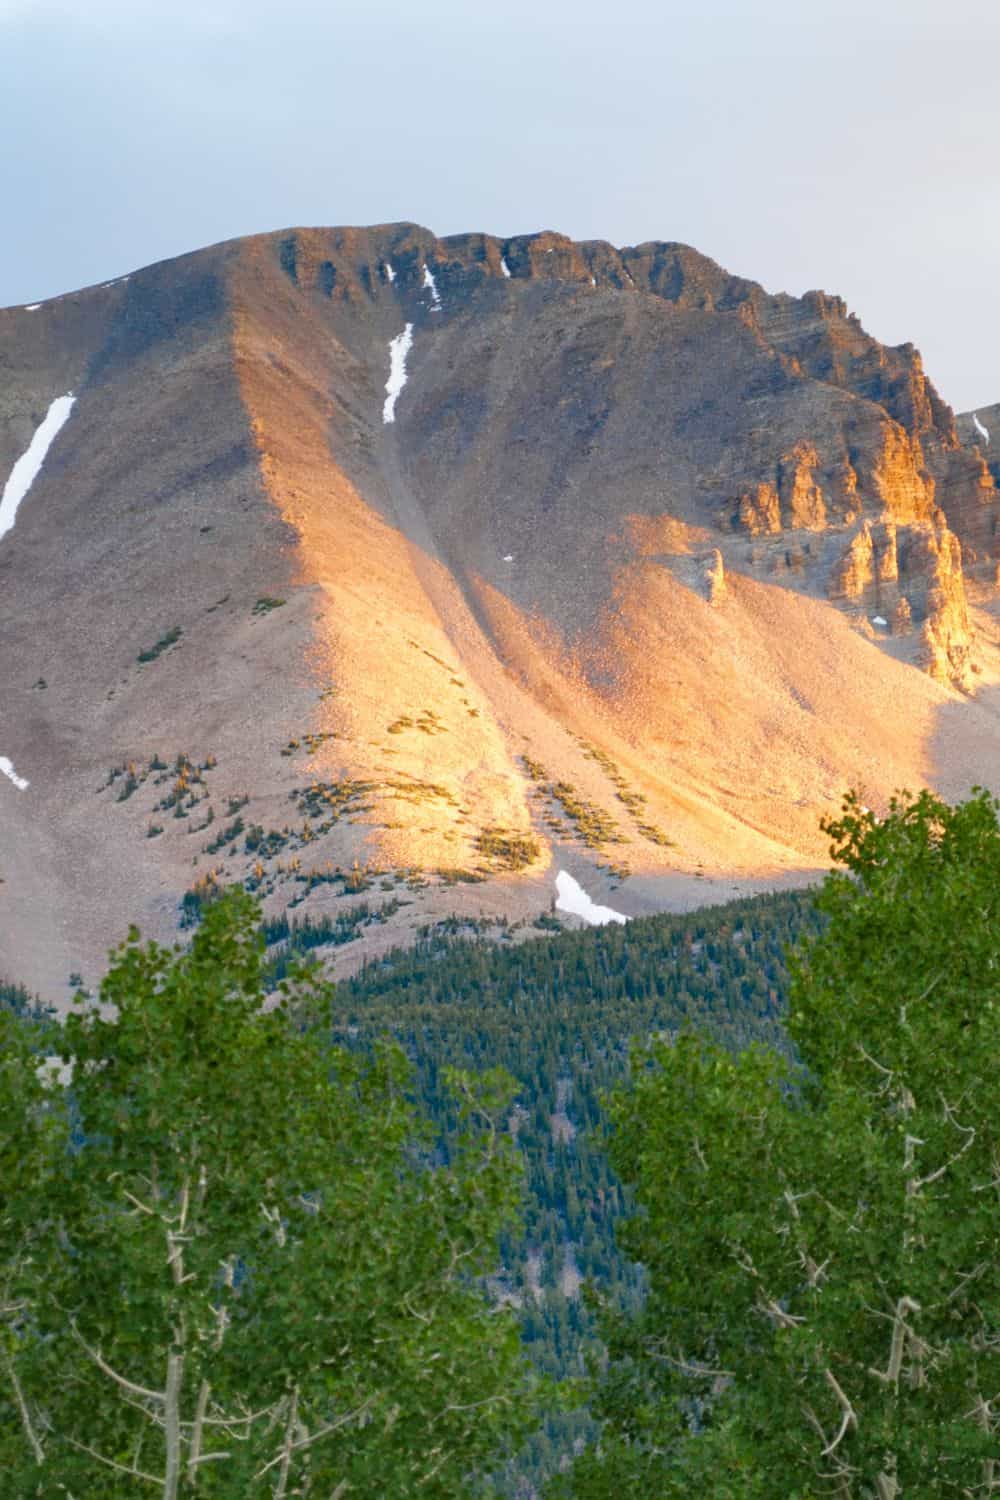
[973, 412, 990, 446]
[555, 870, 627, 926]
[0, 393, 76, 543]
[422, 263, 441, 310]
[384, 261, 396, 284]
[23, 303, 41, 311]
[503, 553, 514, 562]
[589, 276, 596, 287]
[382, 325, 414, 424]
[501, 257, 511, 278]
[0, 757, 29, 792]
[871, 615, 888, 627]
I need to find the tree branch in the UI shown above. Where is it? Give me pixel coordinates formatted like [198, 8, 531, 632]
[820, 1369, 857, 1457]
[252, 1396, 377, 1481]
[63, 1433, 162, 1486]
[71, 1322, 165, 1404]
[2, 1344, 45, 1463]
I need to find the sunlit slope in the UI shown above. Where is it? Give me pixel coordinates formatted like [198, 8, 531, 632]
[2, 223, 999, 998]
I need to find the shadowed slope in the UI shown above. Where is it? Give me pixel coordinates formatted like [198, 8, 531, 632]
[2, 224, 999, 999]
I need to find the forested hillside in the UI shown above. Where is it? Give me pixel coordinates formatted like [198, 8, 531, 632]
[1, 887, 820, 1493]
[330, 890, 822, 1490]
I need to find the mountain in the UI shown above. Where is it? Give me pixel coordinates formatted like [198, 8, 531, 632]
[2, 224, 999, 998]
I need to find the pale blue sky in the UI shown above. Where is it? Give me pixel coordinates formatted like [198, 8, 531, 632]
[2, 0, 998, 411]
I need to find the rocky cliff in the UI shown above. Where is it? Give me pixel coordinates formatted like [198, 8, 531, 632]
[2, 224, 999, 998]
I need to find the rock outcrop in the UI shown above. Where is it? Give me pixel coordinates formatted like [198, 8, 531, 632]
[2, 221, 999, 998]
[704, 549, 727, 606]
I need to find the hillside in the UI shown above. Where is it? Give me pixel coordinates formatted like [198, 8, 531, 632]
[2, 224, 1000, 997]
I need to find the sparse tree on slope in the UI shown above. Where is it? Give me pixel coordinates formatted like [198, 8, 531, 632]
[554, 790, 1000, 1498]
[0, 889, 541, 1496]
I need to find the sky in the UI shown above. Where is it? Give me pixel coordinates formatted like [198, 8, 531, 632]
[1, 0, 998, 411]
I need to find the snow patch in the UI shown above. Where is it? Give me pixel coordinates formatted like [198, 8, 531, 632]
[422, 263, 441, 310]
[384, 261, 396, 284]
[0, 393, 76, 543]
[973, 412, 990, 446]
[503, 553, 514, 562]
[0, 757, 29, 792]
[871, 615, 888, 627]
[501, 257, 511, 278]
[23, 303, 41, 311]
[589, 276, 596, 287]
[555, 870, 627, 926]
[382, 325, 414, 424]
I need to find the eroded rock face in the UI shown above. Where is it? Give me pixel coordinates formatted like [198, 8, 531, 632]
[3, 219, 1000, 997]
[909, 524, 972, 682]
[868, 425, 934, 522]
[738, 482, 781, 536]
[831, 524, 877, 600]
[893, 595, 913, 635]
[252, 225, 998, 675]
[780, 443, 826, 530]
[827, 511, 972, 680]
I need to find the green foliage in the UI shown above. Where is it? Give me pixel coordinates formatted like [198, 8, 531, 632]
[280, 732, 336, 757]
[0, 891, 542, 1495]
[387, 709, 446, 736]
[252, 596, 286, 616]
[475, 827, 541, 870]
[204, 815, 244, 853]
[0, 979, 49, 1023]
[137, 625, 183, 663]
[338, 890, 818, 1492]
[575, 741, 673, 849]
[547, 782, 624, 850]
[262, 901, 404, 984]
[2, 882, 818, 1495]
[557, 790, 1000, 1497]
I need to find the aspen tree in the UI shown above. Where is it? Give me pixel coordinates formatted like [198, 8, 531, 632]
[557, 791, 1000, 1498]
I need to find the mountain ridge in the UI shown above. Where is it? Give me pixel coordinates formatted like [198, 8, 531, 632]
[2, 223, 999, 999]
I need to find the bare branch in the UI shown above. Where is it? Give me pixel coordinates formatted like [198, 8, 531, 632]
[2, 1345, 45, 1463]
[252, 1396, 377, 1481]
[868, 1297, 921, 1389]
[122, 1190, 158, 1216]
[63, 1433, 162, 1486]
[273, 1387, 298, 1500]
[163, 1350, 184, 1500]
[192, 1402, 280, 1430]
[71, 1322, 165, 1404]
[820, 1369, 857, 1457]
[187, 1379, 211, 1487]
[857, 1045, 894, 1080]
[260, 1203, 287, 1248]
[756, 1296, 805, 1331]
[659, 1351, 735, 1381]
